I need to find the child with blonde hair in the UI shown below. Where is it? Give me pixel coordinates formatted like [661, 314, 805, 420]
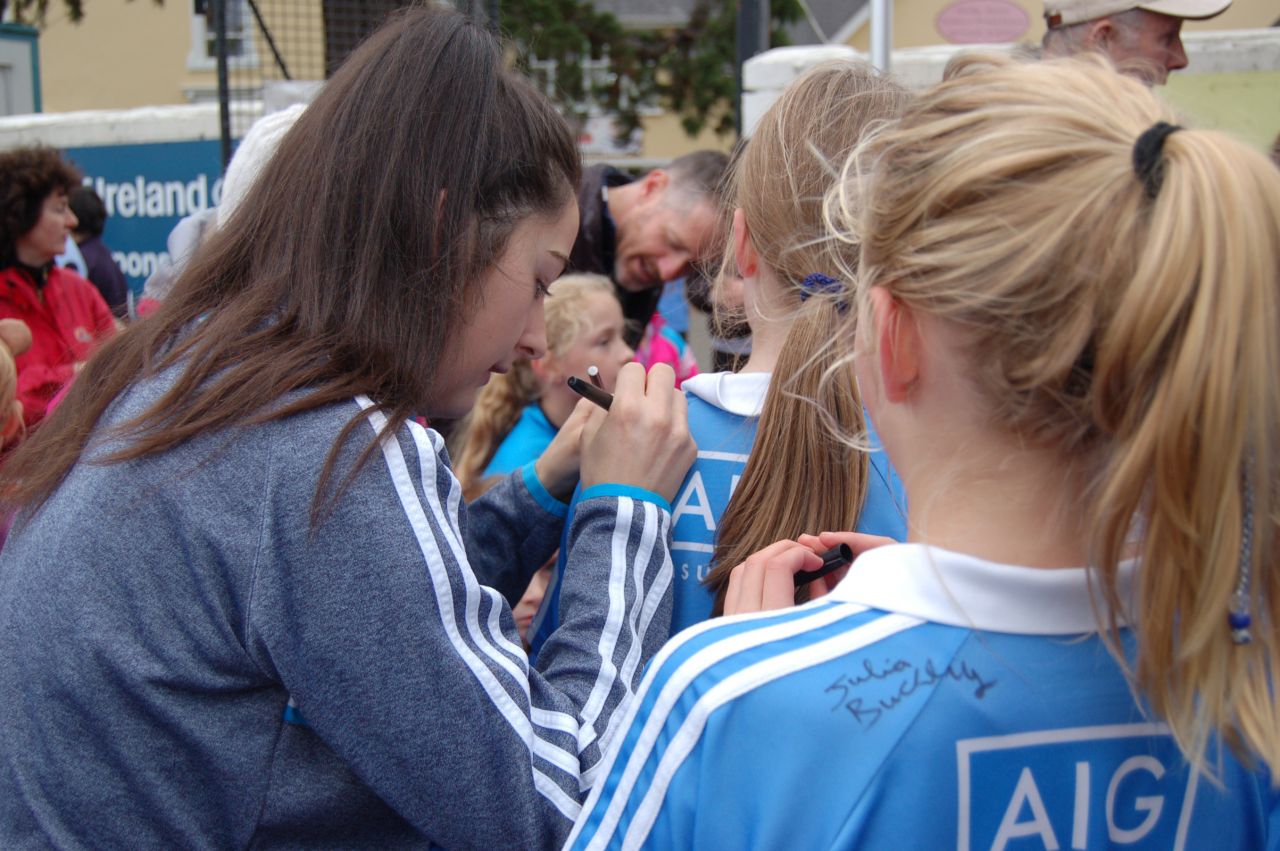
[453, 273, 633, 497]
[452, 273, 633, 643]
[570, 53, 1280, 849]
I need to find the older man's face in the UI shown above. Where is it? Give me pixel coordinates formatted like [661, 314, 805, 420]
[1105, 10, 1188, 85]
[613, 188, 721, 292]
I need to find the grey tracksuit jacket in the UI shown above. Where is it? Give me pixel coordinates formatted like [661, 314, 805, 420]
[0, 377, 674, 849]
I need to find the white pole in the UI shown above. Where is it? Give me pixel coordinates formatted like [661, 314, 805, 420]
[871, 0, 892, 72]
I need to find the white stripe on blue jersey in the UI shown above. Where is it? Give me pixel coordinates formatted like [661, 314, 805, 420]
[567, 600, 891, 847]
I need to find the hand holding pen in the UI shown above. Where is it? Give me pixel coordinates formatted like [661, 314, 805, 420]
[721, 531, 896, 617]
[576, 362, 696, 504]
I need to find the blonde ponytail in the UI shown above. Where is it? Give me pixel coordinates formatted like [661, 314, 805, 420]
[1088, 126, 1280, 768]
[840, 51, 1280, 770]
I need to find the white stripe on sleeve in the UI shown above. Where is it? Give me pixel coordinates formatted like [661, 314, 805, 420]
[575, 497, 640, 753]
[357, 399, 580, 819]
[565, 602, 888, 849]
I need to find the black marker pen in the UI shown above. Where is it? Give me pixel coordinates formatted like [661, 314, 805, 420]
[793, 544, 854, 587]
[568, 375, 613, 411]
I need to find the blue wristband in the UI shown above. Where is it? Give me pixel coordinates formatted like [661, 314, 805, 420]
[580, 483, 672, 515]
[521, 462, 569, 518]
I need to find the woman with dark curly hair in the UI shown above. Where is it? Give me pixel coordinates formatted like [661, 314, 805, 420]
[0, 146, 114, 430]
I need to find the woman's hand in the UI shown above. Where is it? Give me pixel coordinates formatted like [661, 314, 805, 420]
[722, 540, 822, 617]
[580, 362, 696, 503]
[533, 398, 600, 502]
[722, 531, 897, 616]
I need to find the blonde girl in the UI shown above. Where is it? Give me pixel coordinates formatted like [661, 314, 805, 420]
[453, 273, 633, 497]
[569, 53, 1280, 849]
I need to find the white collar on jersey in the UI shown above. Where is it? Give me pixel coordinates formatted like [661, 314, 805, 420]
[826, 543, 1138, 635]
[682, 370, 771, 417]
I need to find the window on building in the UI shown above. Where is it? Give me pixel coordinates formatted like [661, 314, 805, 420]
[189, 0, 259, 70]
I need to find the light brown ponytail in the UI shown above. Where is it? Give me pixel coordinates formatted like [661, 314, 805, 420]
[701, 61, 908, 612]
[707, 299, 867, 612]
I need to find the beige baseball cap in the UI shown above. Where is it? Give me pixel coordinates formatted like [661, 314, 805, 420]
[1044, 0, 1231, 27]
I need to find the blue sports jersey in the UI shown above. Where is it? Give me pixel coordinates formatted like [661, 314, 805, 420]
[529, 372, 909, 656]
[666, 398, 907, 633]
[485, 403, 557, 478]
[568, 544, 1279, 850]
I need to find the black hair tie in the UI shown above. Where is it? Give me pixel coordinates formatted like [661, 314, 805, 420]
[1132, 121, 1182, 200]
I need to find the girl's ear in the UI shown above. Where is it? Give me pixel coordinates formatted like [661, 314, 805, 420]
[732, 209, 759, 280]
[868, 286, 921, 403]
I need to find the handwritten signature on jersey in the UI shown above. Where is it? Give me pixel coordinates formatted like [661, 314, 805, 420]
[825, 657, 996, 730]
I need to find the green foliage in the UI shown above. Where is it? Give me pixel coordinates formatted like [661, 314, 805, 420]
[0, 0, 164, 26]
[502, 0, 803, 142]
[0, 0, 82, 24]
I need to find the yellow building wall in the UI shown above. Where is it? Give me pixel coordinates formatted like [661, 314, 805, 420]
[39, 0, 195, 111]
[838, 0, 1278, 153]
[637, 112, 734, 159]
[1165, 70, 1280, 152]
[37, 0, 327, 113]
[846, 0, 1275, 51]
[33, 0, 1275, 158]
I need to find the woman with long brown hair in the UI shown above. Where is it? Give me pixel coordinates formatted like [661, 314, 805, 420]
[0, 9, 694, 848]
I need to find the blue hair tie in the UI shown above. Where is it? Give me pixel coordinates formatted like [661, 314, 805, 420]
[799, 273, 848, 313]
[799, 273, 842, 301]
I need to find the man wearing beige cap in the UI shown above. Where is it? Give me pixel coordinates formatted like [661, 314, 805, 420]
[1042, 0, 1232, 84]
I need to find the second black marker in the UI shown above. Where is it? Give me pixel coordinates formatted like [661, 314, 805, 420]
[567, 375, 613, 411]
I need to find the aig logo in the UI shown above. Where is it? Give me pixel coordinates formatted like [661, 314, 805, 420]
[957, 724, 1197, 850]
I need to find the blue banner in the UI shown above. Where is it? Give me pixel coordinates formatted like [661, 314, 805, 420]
[62, 140, 225, 297]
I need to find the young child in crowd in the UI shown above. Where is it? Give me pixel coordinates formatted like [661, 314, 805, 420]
[453, 273, 633, 495]
[451, 273, 633, 646]
[633, 310, 698, 388]
[526, 61, 911, 655]
[569, 53, 1280, 849]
